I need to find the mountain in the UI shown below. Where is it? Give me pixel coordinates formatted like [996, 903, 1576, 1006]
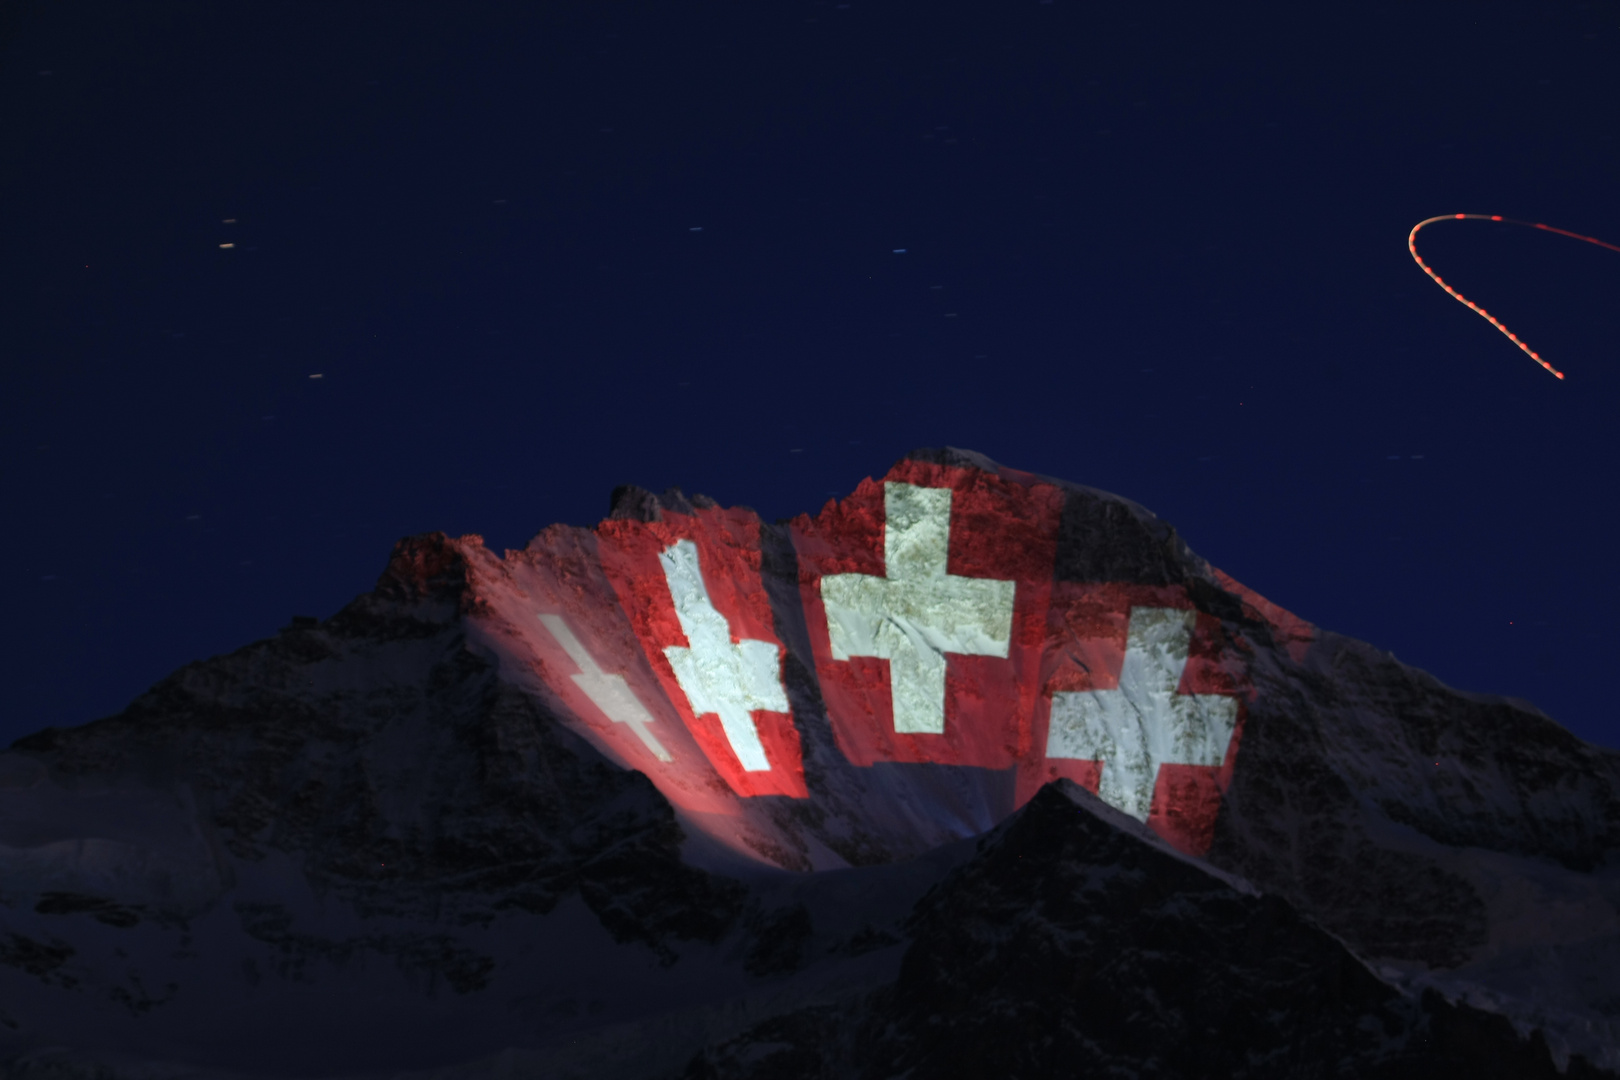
[2, 448, 1617, 1079]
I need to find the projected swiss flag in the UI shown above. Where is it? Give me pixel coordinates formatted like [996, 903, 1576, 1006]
[501, 528, 741, 819]
[791, 460, 1064, 769]
[597, 508, 807, 799]
[1017, 582, 1249, 856]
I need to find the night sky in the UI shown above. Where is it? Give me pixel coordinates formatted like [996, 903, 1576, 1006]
[4, 1, 1618, 751]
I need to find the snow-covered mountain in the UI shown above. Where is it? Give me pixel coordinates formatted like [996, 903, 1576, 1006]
[2, 448, 1617, 1078]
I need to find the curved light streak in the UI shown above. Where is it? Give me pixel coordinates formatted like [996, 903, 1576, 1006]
[1408, 213, 1620, 381]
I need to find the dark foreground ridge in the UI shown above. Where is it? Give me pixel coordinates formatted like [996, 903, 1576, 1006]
[689, 782, 1602, 1080]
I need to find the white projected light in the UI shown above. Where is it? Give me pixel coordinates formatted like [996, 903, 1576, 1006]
[659, 540, 788, 772]
[820, 482, 1016, 734]
[1046, 606, 1238, 821]
[537, 613, 672, 762]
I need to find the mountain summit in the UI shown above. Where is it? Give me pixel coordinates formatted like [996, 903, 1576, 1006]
[3, 449, 1617, 1078]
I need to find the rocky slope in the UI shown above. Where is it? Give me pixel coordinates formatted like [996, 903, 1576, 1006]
[1, 448, 1616, 1078]
[687, 782, 1612, 1080]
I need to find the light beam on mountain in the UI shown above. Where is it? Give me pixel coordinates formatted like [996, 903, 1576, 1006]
[1, 450, 1615, 1076]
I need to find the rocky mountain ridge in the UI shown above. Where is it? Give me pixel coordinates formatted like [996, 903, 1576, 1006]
[1, 448, 1616, 1077]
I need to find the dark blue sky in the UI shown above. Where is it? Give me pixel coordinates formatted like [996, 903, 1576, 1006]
[3, 0, 1618, 749]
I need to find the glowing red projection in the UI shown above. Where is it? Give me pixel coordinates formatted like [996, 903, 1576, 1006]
[1016, 583, 1250, 857]
[501, 528, 743, 819]
[478, 453, 1314, 860]
[597, 508, 807, 799]
[1409, 213, 1620, 380]
[790, 460, 1064, 770]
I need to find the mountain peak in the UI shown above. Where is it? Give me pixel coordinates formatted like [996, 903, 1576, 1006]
[2, 451, 1617, 1076]
[606, 484, 721, 522]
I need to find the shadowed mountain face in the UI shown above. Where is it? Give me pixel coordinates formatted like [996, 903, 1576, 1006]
[1, 449, 1617, 1078]
[686, 783, 1613, 1080]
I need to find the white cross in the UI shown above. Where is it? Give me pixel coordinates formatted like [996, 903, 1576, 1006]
[820, 482, 1016, 735]
[659, 540, 788, 772]
[1046, 606, 1238, 821]
[537, 614, 672, 762]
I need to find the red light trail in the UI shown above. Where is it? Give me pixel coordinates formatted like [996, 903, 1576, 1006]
[1408, 213, 1620, 381]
